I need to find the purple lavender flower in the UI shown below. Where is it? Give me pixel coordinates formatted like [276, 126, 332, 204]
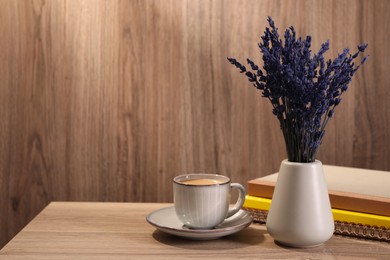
[228, 17, 368, 162]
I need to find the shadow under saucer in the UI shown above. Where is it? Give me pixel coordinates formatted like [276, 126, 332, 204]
[152, 226, 266, 250]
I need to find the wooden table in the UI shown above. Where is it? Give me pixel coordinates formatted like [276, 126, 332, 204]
[0, 202, 389, 259]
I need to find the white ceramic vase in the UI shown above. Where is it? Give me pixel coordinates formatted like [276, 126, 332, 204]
[266, 159, 334, 247]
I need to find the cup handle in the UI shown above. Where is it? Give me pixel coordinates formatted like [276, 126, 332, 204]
[226, 183, 246, 218]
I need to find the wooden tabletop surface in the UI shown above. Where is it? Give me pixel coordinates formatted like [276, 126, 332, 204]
[0, 202, 389, 259]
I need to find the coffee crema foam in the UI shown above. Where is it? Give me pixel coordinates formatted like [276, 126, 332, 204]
[181, 178, 224, 185]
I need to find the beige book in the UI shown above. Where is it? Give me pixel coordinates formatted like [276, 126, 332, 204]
[248, 165, 390, 216]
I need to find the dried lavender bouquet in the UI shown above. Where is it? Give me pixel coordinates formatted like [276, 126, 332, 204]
[228, 17, 368, 163]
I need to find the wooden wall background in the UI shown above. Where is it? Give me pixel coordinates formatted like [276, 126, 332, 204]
[0, 0, 389, 248]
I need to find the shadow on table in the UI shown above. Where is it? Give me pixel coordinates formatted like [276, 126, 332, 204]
[152, 227, 266, 250]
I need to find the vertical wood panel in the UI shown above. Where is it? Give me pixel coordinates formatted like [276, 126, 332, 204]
[0, 0, 389, 248]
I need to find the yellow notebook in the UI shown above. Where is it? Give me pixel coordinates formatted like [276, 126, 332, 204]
[244, 195, 390, 228]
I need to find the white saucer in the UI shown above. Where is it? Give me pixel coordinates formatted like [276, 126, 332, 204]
[146, 206, 252, 240]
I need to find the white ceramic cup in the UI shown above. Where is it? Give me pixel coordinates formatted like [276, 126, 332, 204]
[173, 173, 246, 229]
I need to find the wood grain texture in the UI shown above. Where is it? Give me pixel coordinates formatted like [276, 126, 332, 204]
[0, 0, 389, 248]
[1, 202, 390, 259]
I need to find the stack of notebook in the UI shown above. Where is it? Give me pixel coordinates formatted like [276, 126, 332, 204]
[243, 165, 390, 242]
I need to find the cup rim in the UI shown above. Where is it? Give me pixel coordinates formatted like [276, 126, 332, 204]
[173, 173, 230, 186]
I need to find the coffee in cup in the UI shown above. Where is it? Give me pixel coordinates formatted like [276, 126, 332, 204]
[181, 178, 223, 185]
[173, 173, 246, 229]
